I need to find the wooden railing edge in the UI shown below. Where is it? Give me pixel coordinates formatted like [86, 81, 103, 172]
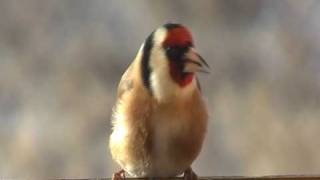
[57, 175, 320, 180]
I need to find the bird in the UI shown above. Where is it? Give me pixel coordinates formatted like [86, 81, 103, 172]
[109, 23, 209, 180]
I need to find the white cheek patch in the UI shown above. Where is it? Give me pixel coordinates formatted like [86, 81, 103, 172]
[149, 51, 176, 101]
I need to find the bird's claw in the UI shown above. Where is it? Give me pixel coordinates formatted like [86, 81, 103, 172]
[112, 169, 126, 180]
[183, 167, 198, 180]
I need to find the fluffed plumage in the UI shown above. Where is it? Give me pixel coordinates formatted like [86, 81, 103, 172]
[109, 23, 209, 179]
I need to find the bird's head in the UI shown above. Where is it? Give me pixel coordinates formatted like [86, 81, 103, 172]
[140, 23, 209, 101]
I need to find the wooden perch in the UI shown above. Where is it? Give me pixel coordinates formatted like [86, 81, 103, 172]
[60, 175, 320, 180]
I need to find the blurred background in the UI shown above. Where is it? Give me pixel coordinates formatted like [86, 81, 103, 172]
[0, 0, 320, 178]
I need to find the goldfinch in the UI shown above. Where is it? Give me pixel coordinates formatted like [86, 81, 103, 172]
[109, 23, 209, 180]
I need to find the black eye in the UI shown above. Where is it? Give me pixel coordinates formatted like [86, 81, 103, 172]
[165, 46, 188, 61]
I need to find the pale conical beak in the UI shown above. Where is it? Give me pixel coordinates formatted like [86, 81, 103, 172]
[183, 48, 210, 73]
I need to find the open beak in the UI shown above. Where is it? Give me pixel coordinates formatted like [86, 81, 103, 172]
[183, 48, 210, 73]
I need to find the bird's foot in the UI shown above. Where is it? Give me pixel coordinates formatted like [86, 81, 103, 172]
[112, 169, 126, 180]
[183, 167, 198, 180]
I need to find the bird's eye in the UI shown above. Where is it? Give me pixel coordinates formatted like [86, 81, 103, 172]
[165, 46, 187, 61]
